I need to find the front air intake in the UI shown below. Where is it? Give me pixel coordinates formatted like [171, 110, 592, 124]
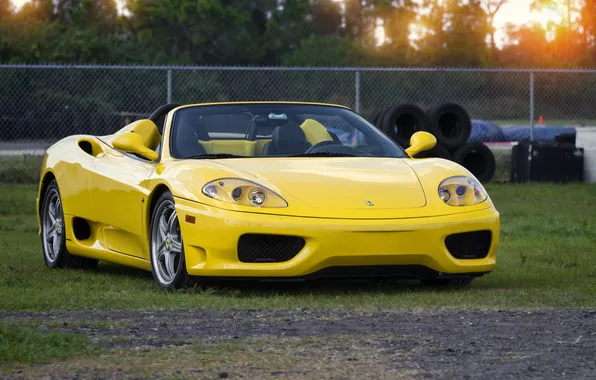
[445, 230, 492, 259]
[238, 234, 305, 263]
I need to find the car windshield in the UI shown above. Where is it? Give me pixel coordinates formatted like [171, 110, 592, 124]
[169, 103, 407, 159]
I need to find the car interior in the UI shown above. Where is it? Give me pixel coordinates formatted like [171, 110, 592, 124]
[112, 104, 402, 160]
[167, 105, 368, 158]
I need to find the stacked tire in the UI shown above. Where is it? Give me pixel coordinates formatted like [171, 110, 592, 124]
[369, 103, 495, 183]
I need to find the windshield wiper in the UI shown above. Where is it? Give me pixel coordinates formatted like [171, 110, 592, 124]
[184, 153, 246, 159]
[289, 152, 359, 157]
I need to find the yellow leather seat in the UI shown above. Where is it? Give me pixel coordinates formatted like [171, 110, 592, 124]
[299, 119, 333, 145]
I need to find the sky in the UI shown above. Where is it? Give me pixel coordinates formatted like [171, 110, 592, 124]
[492, 0, 569, 46]
[9, 0, 571, 48]
[495, 0, 537, 28]
[10, 0, 128, 14]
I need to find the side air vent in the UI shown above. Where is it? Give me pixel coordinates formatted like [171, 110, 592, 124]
[72, 217, 92, 241]
[238, 234, 305, 263]
[78, 138, 104, 157]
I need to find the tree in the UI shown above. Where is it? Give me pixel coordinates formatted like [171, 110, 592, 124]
[16, 0, 55, 22]
[281, 36, 364, 66]
[0, 0, 14, 63]
[530, 0, 573, 32]
[500, 24, 550, 67]
[580, 0, 596, 50]
[0, 0, 11, 17]
[344, 0, 364, 40]
[379, 0, 418, 54]
[54, 0, 119, 25]
[417, 0, 447, 65]
[481, 0, 508, 63]
[416, 0, 489, 67]
[443, 0, 490, 66]
[3, 0, 156, 64]
[1, 0, 596, 68]
[311, 0, 342, 37]
[126, 0, 273, 64]
[265, 0, 313, 62]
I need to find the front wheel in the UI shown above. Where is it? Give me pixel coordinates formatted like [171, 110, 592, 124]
[150, 191, 191, 289]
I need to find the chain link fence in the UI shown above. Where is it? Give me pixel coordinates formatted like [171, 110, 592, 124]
[1, 65, 596, 152]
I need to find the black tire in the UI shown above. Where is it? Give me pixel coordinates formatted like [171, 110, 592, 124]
[149, 190, 192, 289]
[421, 278, 474, 287]
[413, 142, 452, 160]
[427, 103, 472, 150]
[372, 107, 389, 129]
[40, 180, 98, 270]
[371, 108, 385, 126]
[380, 104, 430, 148]
[452, 143, 496, 183]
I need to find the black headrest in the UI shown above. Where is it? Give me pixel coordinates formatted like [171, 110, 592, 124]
[149, 104, 181, 134]
[149, 104, 181, 122]
[271, 124, 309, 154]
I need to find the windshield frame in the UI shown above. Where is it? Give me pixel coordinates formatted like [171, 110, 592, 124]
[167, 102, 408, 159]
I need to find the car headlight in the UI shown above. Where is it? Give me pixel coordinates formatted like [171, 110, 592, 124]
[202, 178, 288, 208]
[438, 176, 488, 206]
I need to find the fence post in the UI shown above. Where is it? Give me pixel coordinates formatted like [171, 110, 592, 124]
[355, 70, 361, 113]
[167, 69, 173, 104]
[530, 72, 535, 141]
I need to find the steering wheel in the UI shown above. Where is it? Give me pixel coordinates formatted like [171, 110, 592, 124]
[304, 140, 342, 154]
[304, 140, 374, 157]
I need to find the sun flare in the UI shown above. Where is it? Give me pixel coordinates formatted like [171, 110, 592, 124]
[10, 0, 129, 13]
[10, 0, 572, 48]
[375, 19, 386, 46]
[10, 0, 27, 10]
[492, 0, 573, 46]
[531, 7, 566, 29]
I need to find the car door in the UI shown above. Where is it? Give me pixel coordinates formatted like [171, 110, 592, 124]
[55, 143, 97, 222]
[89, 144, 157, 259]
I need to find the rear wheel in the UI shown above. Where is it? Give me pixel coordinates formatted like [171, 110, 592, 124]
[150, 191, 191, 289]
[41, 180, 98, 269]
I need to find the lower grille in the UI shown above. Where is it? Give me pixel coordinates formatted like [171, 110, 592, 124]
[238, 234, 305, 263]
[445, 230, 492, 259]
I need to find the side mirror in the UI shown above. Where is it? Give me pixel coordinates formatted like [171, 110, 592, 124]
[112, 132, 159, 161]
[405, 131, 437, 157]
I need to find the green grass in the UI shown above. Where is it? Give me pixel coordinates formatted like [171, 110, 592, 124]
[0, 156, 43, 184]
[0, 335, 437, 378]
[0, 183, 595, 311]
[0, 323, 97, 364]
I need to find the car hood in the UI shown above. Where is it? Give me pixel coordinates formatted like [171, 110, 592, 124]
[161, 157, 493, 219]
[220, 157, 426, 209]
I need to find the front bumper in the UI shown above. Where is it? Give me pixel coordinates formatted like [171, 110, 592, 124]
[175, 197, 500, 279]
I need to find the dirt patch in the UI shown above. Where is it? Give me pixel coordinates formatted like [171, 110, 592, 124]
[1, 308, 595, 379]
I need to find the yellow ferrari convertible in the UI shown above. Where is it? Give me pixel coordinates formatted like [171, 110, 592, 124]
[36, 102, 500, 289]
